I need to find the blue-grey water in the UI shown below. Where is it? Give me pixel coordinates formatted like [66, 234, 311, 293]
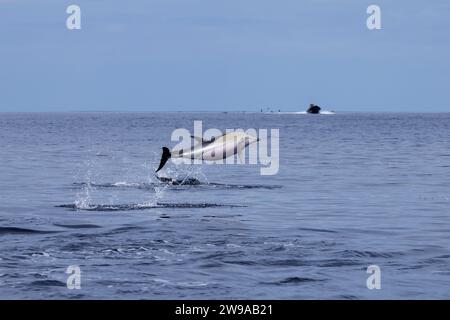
[0, 112, 449, 299]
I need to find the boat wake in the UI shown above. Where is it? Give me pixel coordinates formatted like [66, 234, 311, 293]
[271, 110, 336, 115]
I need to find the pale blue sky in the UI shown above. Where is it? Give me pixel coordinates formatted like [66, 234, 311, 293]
[0, 0, 449, 112]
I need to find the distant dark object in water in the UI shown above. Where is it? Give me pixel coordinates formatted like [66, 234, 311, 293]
[307, 104, 321, 114]
[156, 176, 201, 186]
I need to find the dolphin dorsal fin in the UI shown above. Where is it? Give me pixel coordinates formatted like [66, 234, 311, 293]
[191, 136, 204, 144]
[191, 135, 221, 146]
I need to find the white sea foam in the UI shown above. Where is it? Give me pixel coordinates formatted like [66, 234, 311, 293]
[266, 110, 336, 115]
[111, 181, 141, 187]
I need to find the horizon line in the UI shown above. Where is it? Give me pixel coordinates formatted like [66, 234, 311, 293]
[0, 110, 450, 114]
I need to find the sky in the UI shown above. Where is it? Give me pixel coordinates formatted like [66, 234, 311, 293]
[0, 0, 449, 112]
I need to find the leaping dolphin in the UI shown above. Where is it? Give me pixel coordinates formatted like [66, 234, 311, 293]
[156, 132, 259, 172]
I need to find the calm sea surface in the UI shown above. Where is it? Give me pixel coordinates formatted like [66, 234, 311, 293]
[0, 112, 449, 299]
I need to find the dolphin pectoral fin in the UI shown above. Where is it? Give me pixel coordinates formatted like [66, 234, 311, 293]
[237, 149, 244, 164]
[156, 147, 171, 172]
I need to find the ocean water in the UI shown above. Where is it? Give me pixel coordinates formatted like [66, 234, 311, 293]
[0, 112, 449, 299]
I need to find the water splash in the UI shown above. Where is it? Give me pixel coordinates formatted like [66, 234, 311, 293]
[74, 170, 93, 210]
[56, 202, 245, 211]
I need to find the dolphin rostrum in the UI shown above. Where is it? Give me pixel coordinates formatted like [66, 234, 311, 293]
[156, 131, 259, 172]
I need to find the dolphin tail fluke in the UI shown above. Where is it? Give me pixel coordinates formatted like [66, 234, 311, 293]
[156, 147, 171, 172]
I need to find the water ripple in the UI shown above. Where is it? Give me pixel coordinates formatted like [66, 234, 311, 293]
[56, 202, 246, 211]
